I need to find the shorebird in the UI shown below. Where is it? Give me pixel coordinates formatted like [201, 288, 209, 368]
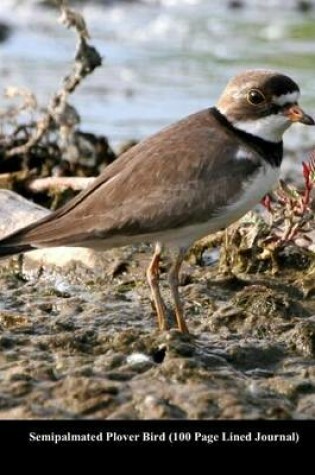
[0, 70, 313, 333]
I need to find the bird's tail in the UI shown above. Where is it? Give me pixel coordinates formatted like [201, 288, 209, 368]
[0, 221, 39, 259]
[0, 243, 34, 259]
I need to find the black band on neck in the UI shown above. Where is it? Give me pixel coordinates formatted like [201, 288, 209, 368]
[210, 107, 283, 167]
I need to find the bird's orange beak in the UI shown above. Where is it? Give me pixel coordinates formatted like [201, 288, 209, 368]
[283, 105, 315, 125]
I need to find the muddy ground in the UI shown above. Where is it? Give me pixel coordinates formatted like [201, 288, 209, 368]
[0, 243, 314, 420]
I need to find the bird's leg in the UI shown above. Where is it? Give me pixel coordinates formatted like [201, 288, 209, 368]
[168, 249, 189, 334]
[146, 242, 168, 331]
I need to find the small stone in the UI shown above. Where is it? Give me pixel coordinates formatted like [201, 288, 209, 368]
[126, 353, 151, 365]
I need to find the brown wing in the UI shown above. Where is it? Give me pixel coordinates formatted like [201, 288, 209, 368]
[2, 109, 260, 247]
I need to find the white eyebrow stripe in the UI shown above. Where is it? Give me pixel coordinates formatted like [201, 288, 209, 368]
[272, 91, 300, 106]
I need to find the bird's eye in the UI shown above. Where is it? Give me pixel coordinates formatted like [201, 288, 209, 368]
[247, 89, 265, 105]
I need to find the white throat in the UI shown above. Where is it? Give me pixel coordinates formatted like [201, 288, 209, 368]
[231, 114, 291, 142]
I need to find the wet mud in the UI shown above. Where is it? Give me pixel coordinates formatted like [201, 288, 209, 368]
[0, 244, 314, 419]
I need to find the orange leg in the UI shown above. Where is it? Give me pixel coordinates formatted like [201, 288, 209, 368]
[146, 243, 168, 331]
[168, 249, 189, 333]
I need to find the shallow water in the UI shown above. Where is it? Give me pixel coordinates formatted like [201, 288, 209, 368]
[0, 0, 314, 149]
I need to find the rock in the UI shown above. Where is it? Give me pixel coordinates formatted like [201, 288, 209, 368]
[23, 247, 100, 271]
[0, 189, 104, 275]
[0, 189, 48, 236]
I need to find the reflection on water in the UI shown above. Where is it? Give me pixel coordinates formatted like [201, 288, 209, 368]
[0, 0, 314, 149]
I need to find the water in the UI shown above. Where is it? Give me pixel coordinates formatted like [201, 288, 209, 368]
[0, 0, 315, 150]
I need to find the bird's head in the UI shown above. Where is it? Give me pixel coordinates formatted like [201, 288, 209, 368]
[216, 69, 314, 142]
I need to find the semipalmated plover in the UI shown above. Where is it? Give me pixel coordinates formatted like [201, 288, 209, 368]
[0, 69, 313, 333]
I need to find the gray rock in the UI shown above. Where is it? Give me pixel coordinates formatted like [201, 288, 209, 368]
[0, 189, 102, 273]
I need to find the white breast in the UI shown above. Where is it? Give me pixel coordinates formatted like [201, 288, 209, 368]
[160, 163, 279, 250]
[213, 163, 279, 227]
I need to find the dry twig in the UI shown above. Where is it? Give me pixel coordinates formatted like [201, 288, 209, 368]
[27, 176, 95, 193]
[5, 0, 101, 158]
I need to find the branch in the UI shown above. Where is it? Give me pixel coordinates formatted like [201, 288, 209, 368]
[5, 1, 101, 158]
[27, 176, 95, 193]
